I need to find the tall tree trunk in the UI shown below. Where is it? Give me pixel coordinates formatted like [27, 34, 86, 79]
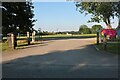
[118, 16, 120, 28]
[116, 16, 120, 29]
[107, 18, 112, 29]
[104, 18, 112, 29]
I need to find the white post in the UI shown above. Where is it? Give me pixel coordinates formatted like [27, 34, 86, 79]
[11, 33, 14, 48]
[27, 32, 30, 45]
[32, 31, 36, 42]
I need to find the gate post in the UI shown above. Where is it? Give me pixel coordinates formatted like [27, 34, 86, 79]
[32, 31, 36, 42]
[7, 33, 17, 49]
[14, 33, 17, 49]
[97, 31, 99, 45]
[27, 32, 30, 45]
[103, 34, 107, 50]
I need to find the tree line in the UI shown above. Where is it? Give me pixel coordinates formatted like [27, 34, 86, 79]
[33, 24, 103, 35]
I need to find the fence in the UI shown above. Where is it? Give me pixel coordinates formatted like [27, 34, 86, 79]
[2, 31, 43, 49]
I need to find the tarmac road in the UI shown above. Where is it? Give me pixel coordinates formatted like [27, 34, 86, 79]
[1, 38, 118, 78]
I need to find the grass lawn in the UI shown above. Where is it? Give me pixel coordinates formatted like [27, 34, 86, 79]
[42, 34, 96, 38]
[95, 43, 119, 54]
[35, 34, 96, 40]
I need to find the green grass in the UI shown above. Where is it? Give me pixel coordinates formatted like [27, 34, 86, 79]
[95, 43, 119, 54]
[0, 41, 41, 51]
[42, 34, 96, 38]
[0, 42, 13, 51]
[35, 34, 97, 39]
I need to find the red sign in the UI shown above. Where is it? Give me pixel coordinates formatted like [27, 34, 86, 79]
[101, 29, 117, 38]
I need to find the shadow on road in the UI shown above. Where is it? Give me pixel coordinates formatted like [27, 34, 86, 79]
[16, 40, 55, 50]
[2, 44, 118, 78]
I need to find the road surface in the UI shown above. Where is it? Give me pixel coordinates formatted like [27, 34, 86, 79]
[1, 38, 118, 78]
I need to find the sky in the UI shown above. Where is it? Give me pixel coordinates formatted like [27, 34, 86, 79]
[33, 2, 119, 32]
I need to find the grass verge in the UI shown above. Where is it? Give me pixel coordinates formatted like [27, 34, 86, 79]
[95, 43, 119, 54]
[0, 42, 14, 52]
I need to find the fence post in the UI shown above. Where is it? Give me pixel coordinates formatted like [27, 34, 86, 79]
[14, 33, 17, 49]
[27, 32, 30, 45]
[103, 34, 107, 50]
[32, 31, 36, 42]
[7, 33, 16, 49]
[118, 36, 120, 54]
[97, 31, 99, 45]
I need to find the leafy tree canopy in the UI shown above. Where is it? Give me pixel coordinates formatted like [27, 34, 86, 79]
[76, 2, 120, 29]
[2, 2, 36, 36]
[79, 25, 91, 34]
[91, 25, 103, 33]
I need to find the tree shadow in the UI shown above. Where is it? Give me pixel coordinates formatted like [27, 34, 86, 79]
[16, 42, 47, 49]
[2, 44, 118, 78]
[16, 41, 54, 49]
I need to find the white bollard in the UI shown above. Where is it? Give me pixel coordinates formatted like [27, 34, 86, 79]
[32, 31, 36, 42]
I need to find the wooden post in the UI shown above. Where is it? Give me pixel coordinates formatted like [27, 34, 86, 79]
[11, 33, 14, 49]
[118, 36, 120, 54]
[14, 34, 17, 49]
[27, 32, 30, 45]
[103, 34, 107, 50]
[7, 33, 16, 49]
[97, 31, 99, 45]
[7, 33, 12, 47]
[32, 31, 36, 42]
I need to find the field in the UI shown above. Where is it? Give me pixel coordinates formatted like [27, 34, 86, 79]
[16, 34, 96, 39]
[42, 34, 96, 38]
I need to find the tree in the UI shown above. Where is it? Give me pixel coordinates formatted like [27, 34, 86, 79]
[114, 2, 120, 27]
[76, 2, 120, 29]
[79, 25, 91, 34]
[2, 2, 36, 36]
[91, 25, 103, 34]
